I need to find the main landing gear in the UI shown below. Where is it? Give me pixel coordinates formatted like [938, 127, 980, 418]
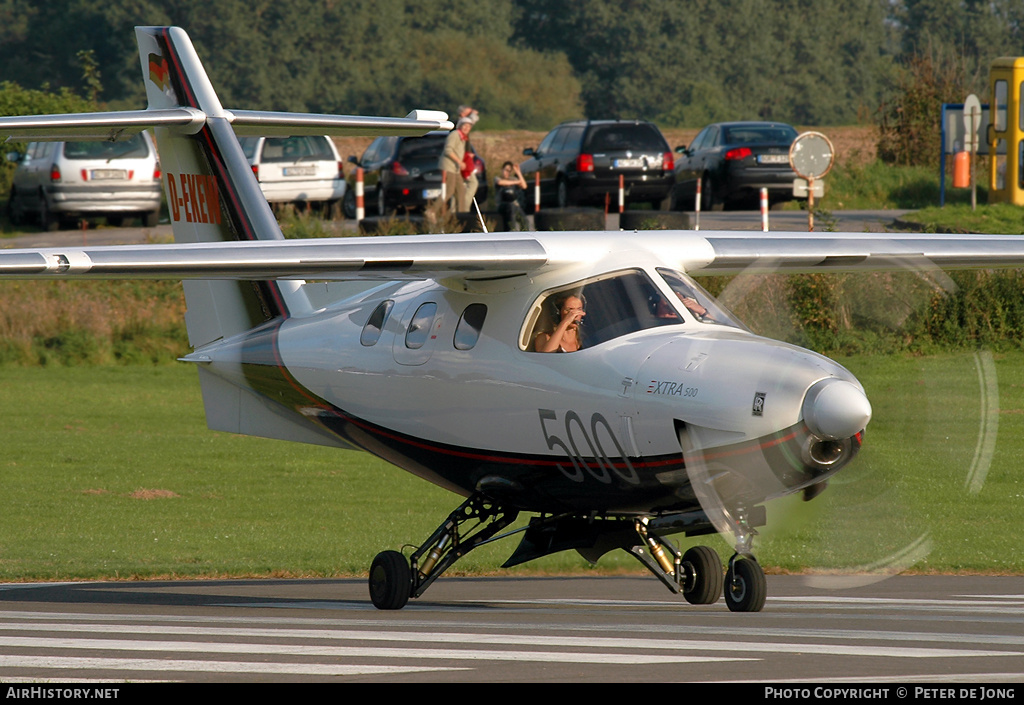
[368, 494, 518, 610]
[367, 494, 767, 612]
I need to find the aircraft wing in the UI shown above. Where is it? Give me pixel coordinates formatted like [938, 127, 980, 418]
[2, 230, 1024, 283]
[0, 235, 549, 281]
[690, 231, 1024, 275]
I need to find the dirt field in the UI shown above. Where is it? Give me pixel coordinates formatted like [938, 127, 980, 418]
[333, 124, 877, 181]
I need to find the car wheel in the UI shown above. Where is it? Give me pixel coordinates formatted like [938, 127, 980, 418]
[7, 188, 26, 226]
[39, 192, 59, 232]
[376, 185, 392, 216]
[342, 188, 357, 220]
[142, 210, 160, 227]
[556, 178, 569, 208]
[700, 175, 722, 212]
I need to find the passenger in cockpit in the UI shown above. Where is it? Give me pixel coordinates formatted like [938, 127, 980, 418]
[535, 294, 585, 352]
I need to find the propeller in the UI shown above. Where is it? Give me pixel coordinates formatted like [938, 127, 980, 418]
[679, 254, 998, 590]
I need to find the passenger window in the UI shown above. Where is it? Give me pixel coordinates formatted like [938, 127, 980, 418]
[405, 302, 438, 349]
[454, 303, 487, 351]
[360, 300, 394, 346]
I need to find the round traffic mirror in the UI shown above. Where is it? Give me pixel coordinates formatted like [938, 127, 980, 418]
[790, 132, 835, 180]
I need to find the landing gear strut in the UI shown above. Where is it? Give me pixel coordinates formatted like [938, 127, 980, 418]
[368, 494, 518, 610]
[629, 517, 723, 605]
[724, 506, 767, 612]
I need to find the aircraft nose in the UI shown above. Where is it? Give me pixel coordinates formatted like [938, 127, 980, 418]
[802, 378, 872, 440]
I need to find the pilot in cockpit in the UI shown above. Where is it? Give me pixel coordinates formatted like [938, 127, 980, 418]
[534, 293, 586, 352]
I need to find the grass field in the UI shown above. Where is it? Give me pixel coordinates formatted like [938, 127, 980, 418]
[1, 352, 1021, 583]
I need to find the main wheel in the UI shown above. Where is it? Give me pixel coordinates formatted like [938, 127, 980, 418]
[725, 556, 766, 612]
[681, 545, 724, 605]
[368, 550, 411, 610]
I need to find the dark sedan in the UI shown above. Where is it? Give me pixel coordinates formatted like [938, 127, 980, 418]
[343, 132, 486, 218]
[519, 120, 675, 211]
[671, 121, 799, 211]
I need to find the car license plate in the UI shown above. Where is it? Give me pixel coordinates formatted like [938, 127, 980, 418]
[422, 188, 442, 199]
[614, 158, 644, 168]
[757, 154, 789, 164]
[283, 166, 316, 176]
[90, 169, 127, 180]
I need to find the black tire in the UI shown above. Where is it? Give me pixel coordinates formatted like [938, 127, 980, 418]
[681, 546, 724, 605]
[725, 557, 767, 612]
[142, 210, 160, 228]
[342, 187, 357, 220]
[556, 178, 570, 208]
[376, 185, 392, 216]
[369, 550, 412, 610]
[39, 194, 59, 232]
[701, 174, 724, 212]
[7, 188, 26, 226]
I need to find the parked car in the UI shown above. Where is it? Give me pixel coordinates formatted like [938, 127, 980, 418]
[238, 135, 345, 217]
[343, 132, 487, 218]
[6, 131, 162, 230]
[671, 121, 800, 211]
[518, 120, 675, 211]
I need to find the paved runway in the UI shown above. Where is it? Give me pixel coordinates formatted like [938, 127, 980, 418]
[0, 575, 1021, 683]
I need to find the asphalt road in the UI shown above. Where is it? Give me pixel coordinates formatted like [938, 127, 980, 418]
[0, 575, 1021, 683]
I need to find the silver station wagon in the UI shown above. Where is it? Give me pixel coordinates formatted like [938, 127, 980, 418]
[6, 131, 162, 230]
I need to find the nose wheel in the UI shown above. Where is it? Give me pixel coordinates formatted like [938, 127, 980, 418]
[725, 554, 766, 612]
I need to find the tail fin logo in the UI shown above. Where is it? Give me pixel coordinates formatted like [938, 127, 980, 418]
[148, 53, 170, 91]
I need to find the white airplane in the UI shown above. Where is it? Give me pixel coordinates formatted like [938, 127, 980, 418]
[1, 27, 1021, 612]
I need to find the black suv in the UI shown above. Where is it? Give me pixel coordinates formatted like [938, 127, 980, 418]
[343, 132, 487, 218]
[519, 120, 675, 211]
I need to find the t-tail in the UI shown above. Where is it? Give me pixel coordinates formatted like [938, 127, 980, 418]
[137, 26, 304, 346]
[133, 27, 452, 347]
[0, 26, 451, 447]
[0, 25, 451, 349]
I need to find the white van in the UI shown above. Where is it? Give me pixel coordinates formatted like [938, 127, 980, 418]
[238, 135, 346, 217]
[6, 131, 162, 230]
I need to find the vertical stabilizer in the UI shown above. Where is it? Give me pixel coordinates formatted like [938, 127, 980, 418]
[135, 27, 311, 348]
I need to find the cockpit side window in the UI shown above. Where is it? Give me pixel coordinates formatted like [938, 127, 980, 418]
[657, 268, 744, 328]
[525, 270, 681, 351]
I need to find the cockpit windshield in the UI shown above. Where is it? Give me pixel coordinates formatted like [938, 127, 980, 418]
[524, 269, 683, 351]
[657, 269, 745, 328]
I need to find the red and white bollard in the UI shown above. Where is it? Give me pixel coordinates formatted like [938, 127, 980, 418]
[618, 174, 624, 214]
[355, 167, 365, 221]
[694, 178, 702, 231]
[760, 187, 768, 232]
[534, 172, 541, 213]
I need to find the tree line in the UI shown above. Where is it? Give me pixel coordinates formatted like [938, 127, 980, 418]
[0, 0, 1021, 130]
